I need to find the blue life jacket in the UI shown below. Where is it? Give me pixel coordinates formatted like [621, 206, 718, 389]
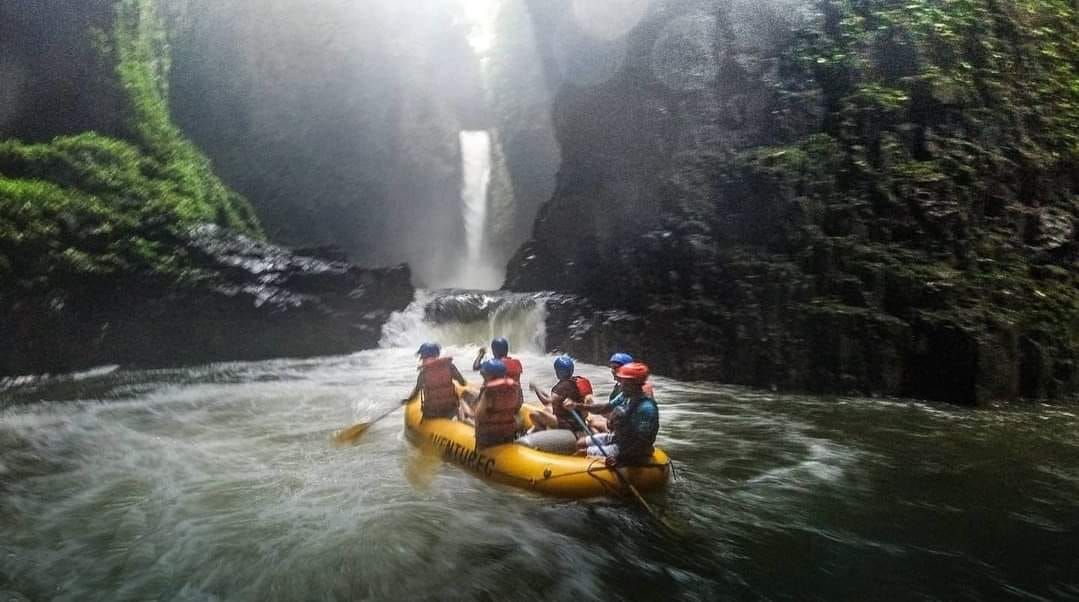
[609, 394, 659, 461]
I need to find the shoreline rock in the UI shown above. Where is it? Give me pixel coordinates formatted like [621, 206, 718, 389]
[0, 225, 413, 378]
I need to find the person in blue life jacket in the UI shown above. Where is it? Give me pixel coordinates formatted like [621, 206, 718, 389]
[406, 342, 468, 420]
[473, 359, 523, 448]
[528, 356, 589, 437]
[563, 362, 659, 467]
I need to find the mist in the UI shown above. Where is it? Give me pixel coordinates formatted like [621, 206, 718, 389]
[165, 0, 559, 289]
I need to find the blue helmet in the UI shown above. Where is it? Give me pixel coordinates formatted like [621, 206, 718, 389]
[416, 342, 441, 359]
[491, 337, 510, 358]
[608, 352, 633, 366]
[480, 358, 507, 378]
[553, 356, 575, 379]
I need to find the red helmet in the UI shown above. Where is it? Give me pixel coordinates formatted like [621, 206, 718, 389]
[616, 362, 650, 384]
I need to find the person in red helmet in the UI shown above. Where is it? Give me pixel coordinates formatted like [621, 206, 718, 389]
[603, 352, 655, 401]
[588, 352, 655, 432]
[563, 362, 659, 466]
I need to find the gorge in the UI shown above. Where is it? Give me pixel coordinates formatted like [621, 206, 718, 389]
[1, 0, 1076, 405]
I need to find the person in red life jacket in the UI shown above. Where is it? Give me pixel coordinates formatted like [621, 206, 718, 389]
[528, 356, 590, 436]
[564, 362, 659, 467]
[406, 342, 468, 420]
[473, 337, 523, 380]
[474, 359, 523, 448]
[473, 336, 524, 403]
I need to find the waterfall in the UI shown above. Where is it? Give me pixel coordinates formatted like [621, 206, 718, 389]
[453, 130, 502, 290]
[460, 130, 491, 263]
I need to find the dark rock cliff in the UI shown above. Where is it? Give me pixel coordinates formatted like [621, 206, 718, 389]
[0, 226, 412, 377]
[1, 0, 414, 377]
[509, 0, 1078, 404]
[163, 0, 560, 285]
[0, 1, 124, 143]
[164, 1, 475, 285]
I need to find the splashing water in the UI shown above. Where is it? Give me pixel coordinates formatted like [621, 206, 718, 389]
[2, 290, 1079, 600]
[379, 289, 547, 354]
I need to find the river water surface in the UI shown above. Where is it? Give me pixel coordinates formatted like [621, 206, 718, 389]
[2, 293, 1077, 601]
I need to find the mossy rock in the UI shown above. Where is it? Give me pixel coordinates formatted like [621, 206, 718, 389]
[0, 0, 262, 293]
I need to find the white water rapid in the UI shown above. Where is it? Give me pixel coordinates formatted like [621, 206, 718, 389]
[379, 290, 546, 354]
[3, 289, 1079, 600]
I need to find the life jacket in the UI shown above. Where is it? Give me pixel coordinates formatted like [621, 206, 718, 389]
[573, 375, 593, 397]
[609, 381, 654, 401]
[476, 377, 520, 446]
[608, 382, 622, 402]
[502, 356, 523, 381]
[552, 377, 587, 431]
[610, 395, 659, 461]
[421, 357, 459, 418]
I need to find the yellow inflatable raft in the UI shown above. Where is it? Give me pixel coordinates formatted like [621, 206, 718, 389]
[403, 395, 672, 498]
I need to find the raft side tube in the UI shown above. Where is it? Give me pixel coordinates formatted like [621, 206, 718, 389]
[404, 396, 670, 498]
[516, 429, 579, 455]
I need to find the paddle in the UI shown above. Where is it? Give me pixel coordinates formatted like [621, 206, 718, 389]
[334, 398, 410, 445]
[567, 408, 675, 532]
[335, 380, 476, 445]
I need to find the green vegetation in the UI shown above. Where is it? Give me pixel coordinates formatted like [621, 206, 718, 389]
[0, 0, 260, 290]
[780, 0, 1079, 172]
[0, 134, 218, 285]
[111, 0, 259, 235]
[724, 0, 1078, 398]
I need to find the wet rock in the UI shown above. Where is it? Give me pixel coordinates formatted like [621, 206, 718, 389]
[0, 225, 413, 378]
[512, 0, 1079, 404]
[1025, 208, 1075, 253]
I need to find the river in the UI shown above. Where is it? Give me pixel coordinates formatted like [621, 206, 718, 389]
[2, 292, 1077, 601]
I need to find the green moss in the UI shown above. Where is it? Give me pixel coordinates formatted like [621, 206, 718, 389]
[0, 176, 190, 283]
[722, 0, 1079, 384]
[0, 0, 262, 292]
[111, 0, 259, 236]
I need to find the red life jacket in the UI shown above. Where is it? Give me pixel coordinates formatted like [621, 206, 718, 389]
[421, 357, 459, 418]
[502, 356, 523, 380]
[475, 377, 520, 446]
[552, 377, 588, 430]
[573, 375, 593, 397]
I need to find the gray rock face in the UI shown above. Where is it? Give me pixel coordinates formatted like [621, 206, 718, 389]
[0, 225, 413, 378]
[509, 0, 1078, 404]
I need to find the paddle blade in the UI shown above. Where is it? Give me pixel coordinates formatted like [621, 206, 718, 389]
[333, 421, 372, 445]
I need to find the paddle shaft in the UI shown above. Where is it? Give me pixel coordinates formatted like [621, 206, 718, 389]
[335, 398, 410, 444]
[568, 408, 661, 520]
[370, 400, 407, 425]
